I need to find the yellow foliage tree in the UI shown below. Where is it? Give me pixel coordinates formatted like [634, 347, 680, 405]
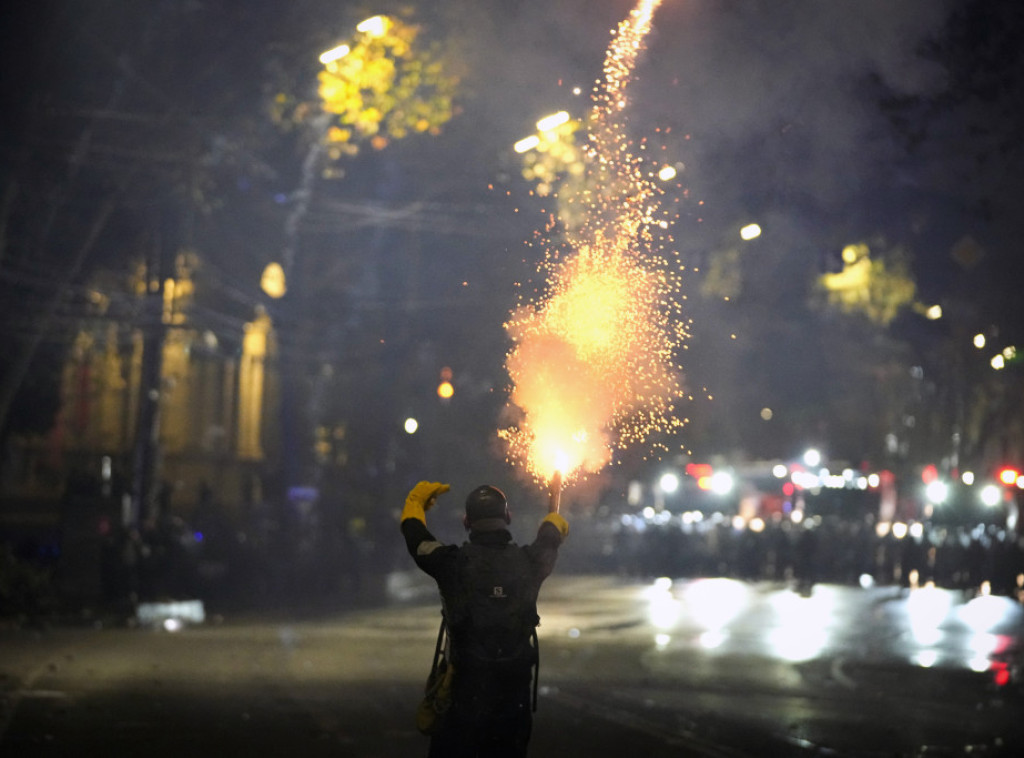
[516, 116, 593, 231]
[817, 243, 917, 326]
[312, 15, 460, 160]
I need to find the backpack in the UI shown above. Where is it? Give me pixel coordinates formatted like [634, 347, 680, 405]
[444, 542, 541, 667]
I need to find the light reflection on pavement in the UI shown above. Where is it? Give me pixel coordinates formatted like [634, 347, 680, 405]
[533, 575, 1024, 674]
[2, 572, 1021, 756]
[525, 574, 1024, 755]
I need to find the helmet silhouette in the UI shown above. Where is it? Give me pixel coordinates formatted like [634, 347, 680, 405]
[464, 485, 509, 526]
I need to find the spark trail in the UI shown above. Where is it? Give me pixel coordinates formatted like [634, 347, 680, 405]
[501, 0, 688, 485]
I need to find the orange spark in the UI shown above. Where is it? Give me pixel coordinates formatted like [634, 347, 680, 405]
[501, 0, 687, 485]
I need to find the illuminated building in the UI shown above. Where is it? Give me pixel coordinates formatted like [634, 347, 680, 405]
[9, 252, 279, 523]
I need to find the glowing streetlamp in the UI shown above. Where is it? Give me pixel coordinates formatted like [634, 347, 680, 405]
[536, 111, 570, 132]
[980, 484, 1001, 508]
[260, 262, 287, 299]
[356, 15, 389, 36]
[925, 480, 949, 505]
[709, 471, 735, 496]
[514, 135, 540, 153]
[319, 44, 351, 65]
[514, 111, 571, 154]
[659, 472, 680, 494]
[989, 345, 1016, 370]
[740, 223, 761, 241]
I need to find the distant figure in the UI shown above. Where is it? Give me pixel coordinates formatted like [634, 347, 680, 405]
[400, 480, 569, 758]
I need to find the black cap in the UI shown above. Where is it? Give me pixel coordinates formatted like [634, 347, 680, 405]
[464, 485, 509, 529]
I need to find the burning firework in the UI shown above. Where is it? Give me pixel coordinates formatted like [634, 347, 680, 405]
[501, 0, 688, 486]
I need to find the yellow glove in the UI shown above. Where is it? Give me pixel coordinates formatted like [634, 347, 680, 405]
[542, 512, 569, 540]
[402, 481, 451, 524]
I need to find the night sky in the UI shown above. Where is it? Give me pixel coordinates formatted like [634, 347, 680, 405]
[2, 0, 1022, 474]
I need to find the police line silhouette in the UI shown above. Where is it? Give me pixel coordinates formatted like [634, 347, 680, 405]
[401, 476, 569, 758]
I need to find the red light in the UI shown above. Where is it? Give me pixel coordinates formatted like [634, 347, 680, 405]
[998, 467, 1020, 486]
[994, 668, 1011, 687]
[782, 482, 795, 497]
[686, 463, 713, 479]
[921, 464, 938, 484]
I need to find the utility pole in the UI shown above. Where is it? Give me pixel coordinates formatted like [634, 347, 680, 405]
[130, 235, 166, 528]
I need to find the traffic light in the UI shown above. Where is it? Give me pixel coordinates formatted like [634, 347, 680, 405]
[437, 366, 454, 400]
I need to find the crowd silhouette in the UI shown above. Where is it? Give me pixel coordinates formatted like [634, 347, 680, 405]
[580, 503, 1024, 600]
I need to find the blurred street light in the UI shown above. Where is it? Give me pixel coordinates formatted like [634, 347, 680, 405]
[709, 471, 735, 496]
[658, 471, 679, 494]
[514, 135, 540, 153]
[536, 110, 570, 132]
[260, 262, 287, 299]
[356, 15, 389, 36]
[998, 467, 1021, 486]
[925, 479, 949, 505]
[980, 484, 1001, 507]
[740, 223, 761, 241]
[319, 44, 351, 65]
[511, 110, 585, 204]
[515, 110, 572, 153]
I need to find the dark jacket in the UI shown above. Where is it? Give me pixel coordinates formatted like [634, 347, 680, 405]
[401, 511, 568, 666]
[401, 493, 568, 758]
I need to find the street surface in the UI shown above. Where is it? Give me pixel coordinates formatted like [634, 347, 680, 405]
[2, 573, 1022, 757]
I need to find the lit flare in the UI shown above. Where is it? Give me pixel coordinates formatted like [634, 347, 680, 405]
[501, 0, 684, 486]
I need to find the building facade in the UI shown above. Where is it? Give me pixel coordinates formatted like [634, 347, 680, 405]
[7, 252, 279, 526]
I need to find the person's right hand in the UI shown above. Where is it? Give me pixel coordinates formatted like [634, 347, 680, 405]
[404, 481, 451, 517]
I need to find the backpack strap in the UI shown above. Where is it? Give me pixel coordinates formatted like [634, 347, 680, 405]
[530, 626, 539, 712]
[430, 616, 447, 676]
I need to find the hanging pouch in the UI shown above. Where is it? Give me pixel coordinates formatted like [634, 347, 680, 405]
[416, 618, 455, 736]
